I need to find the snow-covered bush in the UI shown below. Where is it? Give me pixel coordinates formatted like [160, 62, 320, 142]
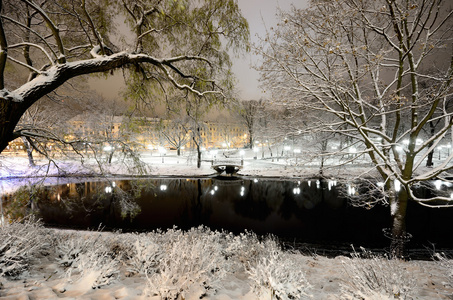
[434, 252, 453, 287]
[340, 247, 416, 299]
[56, 231, 119, 289]
[144, 226, 230, 300]
[222, 230, 265, 270]
[125, 233, 162, 275]
[247, 238, 311, 300]
[0, 218, 45, 278]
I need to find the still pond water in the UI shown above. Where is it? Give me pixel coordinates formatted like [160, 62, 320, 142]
[30, 176, 453, 252]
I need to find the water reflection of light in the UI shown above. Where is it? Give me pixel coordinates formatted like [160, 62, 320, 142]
[434, 180, 452, 190]
[210, 190, 215, 195]
[57, 194, 61, 201]
[347, 184, 356, 196]
[316, 180, 320, 189]
[112, 181, 116, 187]
[214, 186, 218, 191]
[450, 192, 453, 200]
[308, 180, 311, 187]
[327, 180, 337, 191]
[434, 180, 442, 190]
[254, 179, 258, 183]
[240, 186, 245, 196]
[293, 187, 301, 195]
[105, 186, 112, 193]
[160, 185, 167, 191]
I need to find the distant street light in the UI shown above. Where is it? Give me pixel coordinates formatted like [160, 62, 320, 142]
[158, 146, 167, 163]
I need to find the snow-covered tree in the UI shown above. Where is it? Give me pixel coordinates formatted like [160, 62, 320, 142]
[158, 117, 190, 156]
[237, 99, 263, 149]
[259, 0, 453, 257]
[0, 0, 249, 154]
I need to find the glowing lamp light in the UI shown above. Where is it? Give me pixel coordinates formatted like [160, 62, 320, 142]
[160, 184, 167, 191]
[158, 147, 167, 154]
[434, 180, 442, 190]
[347, 184, 356, 196]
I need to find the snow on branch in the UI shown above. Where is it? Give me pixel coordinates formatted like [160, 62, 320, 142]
[8, 42, 53, 65]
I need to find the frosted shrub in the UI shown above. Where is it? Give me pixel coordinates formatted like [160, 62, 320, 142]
[56, 232, 119, 289]
[0, 218, 45, 278]
[341, 247, 416, 299]
[247, 239, 311, 300]
[223, 230, 265, 270]
[434, 252, 453, 287]
[0, 219, 42, 277]
[126, 233, 162, 275]
[145, 226, 229, 300]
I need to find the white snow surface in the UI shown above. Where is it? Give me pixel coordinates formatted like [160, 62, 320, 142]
[0, 149, 381, 194]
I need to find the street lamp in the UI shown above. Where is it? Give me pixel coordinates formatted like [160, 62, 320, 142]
[240, 150, 245, 165]
[158, 146, 166, 163]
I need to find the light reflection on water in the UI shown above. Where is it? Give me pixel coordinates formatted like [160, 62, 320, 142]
[1, 177, 453, 250]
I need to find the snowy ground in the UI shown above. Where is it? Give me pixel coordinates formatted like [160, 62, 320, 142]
[1, 150, 453, 299]
[0, 149, 382, 194]
[0, 221, 452, 300]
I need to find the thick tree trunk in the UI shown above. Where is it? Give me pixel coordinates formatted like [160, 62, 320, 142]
[389, 188, 408, 258]
[0, 98, 27, 153]
[197, 147, 202, 168]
